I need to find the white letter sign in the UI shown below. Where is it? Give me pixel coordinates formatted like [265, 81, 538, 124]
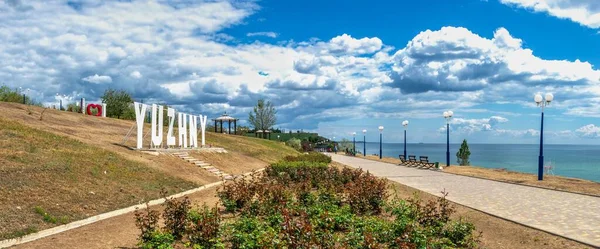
[178, 113, 187, 148]
[189, 115, 198, 148]
[166, 107, 176, 146]
[199, 115, 207, 147]
[151, 104, 163, 147]
[134, 102, 147, 149]
[132, 102, 208, 150]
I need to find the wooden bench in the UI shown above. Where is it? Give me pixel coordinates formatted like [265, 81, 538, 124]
[398, 155, 408, 165]
[418, 156, 436, 169]
[407, 155, 418, 167]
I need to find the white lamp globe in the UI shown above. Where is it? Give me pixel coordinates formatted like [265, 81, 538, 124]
[545, 93, 554, 102]
[448, 111, 454, 117]
[352, 132, 356, 136]
[443, 111, 448, 118]
[534, 94, 543, 103]
[402, 120, 409, 126]
[362, 129, 366, 134]
[378, 126, 384, 132]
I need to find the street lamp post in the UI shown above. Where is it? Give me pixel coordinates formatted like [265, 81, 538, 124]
[443, 111, 454, 167]
[378, 126, 384, 159]
[402, 120, 409, 159]
[535, 93, 554, 181]
[362, 129, 366, 157]
[352, 132, 356, 156]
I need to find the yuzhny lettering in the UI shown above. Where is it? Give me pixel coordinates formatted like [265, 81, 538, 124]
[134, 102, 207, 149]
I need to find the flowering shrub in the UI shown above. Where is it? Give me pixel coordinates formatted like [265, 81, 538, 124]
[134, 158, 480, 248]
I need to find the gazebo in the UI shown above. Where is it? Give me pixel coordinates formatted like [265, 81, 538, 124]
[212, 113, 239, 134]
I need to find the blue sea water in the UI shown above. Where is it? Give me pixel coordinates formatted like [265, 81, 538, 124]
[353, 142, 600, 183]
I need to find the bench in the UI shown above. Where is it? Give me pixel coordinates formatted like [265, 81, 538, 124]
[417, 156, 436, 169]
[407, 155, 418, 167]
[398, 155, 408, 165]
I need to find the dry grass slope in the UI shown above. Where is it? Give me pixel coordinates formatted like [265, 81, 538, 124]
[0, 118, 197, 240]
[205, 132, 299, 163]
[0, 102, 300, 241]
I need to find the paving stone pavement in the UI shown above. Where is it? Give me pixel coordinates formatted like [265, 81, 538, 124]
[330, 154, 600, 247]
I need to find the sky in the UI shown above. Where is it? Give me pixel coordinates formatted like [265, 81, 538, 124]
[2, 0, 600, 144]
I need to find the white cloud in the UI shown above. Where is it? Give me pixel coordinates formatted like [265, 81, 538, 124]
[82, 74, 112, 84]
[500, 0, 600, 28]
[1, 0, 600, 136]
[130, 71, 142, 79]
[576, 124, 600, 137]
[391, 26, 600, 94]
[439, 115, 509, 134]
[494, 129, 540, 137]
[325, 34, 383, 55]
[247, 32, 278, 38]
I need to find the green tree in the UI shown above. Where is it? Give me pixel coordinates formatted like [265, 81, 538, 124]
[0, 86, 35, 104]
[101, 89, 133, 119]
[456, 139, 471, 166]
[248, 99, 277, 138]
[337, 138, 354, 154]
[66, 103, 81, 113]
[285, 138, 302, 151]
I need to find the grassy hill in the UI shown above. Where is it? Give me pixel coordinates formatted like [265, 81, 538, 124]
[0, 102, 298, 240]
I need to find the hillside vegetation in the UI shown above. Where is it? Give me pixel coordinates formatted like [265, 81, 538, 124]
[0, 102, 299, 240]
[0, 118, 197, 240]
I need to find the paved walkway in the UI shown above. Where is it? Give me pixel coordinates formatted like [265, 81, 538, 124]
[331, 154, 600, 247]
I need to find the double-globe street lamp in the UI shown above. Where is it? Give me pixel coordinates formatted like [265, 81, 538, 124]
[535, 93, 554, 181]
[362, 129, 366, 157]
[443, 111, 454, 167]
[378, 126, 384, 159]
[402, 120, 409, 159]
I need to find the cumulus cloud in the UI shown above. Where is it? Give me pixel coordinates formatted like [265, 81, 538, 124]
[82, 74, 112, 84]
[576, 124, 600, 137]
[494, 129, 540, 137]
[500, 0, 600, 29]
[2, 0, 600, 135]
[247, 32, 278, 38]
[439, 116, 509, 134]
[325, 34, 383, 55]
[390, 27, 600, 94]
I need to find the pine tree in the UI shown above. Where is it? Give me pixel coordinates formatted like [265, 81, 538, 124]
[456, 139, 471, 166]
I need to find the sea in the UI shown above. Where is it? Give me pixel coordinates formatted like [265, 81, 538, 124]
[353, 142, 600, 183]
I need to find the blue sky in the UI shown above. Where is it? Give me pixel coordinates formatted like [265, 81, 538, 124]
[2, 0, 600, 144]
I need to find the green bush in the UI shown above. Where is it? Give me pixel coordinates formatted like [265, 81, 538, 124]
[187, 205, 222, 248]
[217, 176, 257, 212]
[285, 138, 302, 151]
[134, 204, 160, 244]
[139, 231, 175, 249]
[135, 158, 480, 248]
[283, 152, 331, 163]
[162, 196, 191, 240]
[0, 86, 39, 105]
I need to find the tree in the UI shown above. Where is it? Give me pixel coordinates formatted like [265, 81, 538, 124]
[337, 138, 353, 154]
[248, 99, 277, 139]
[66, 103, 80, 113]
[0, 86, 36, 105]
[456, 139, 471, 166]
[285, 138, 302, 151]
[101, 89, 133, 119]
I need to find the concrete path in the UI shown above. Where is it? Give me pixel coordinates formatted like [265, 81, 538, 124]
[331, 154, 600, 247]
